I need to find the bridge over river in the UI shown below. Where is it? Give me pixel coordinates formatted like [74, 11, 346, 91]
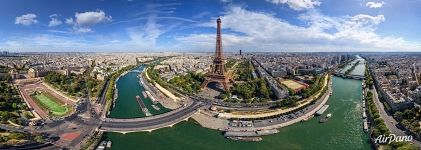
[100, 100, 204, 133]
[333, 72, 365, 80]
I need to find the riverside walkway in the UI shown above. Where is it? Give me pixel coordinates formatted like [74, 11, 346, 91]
[218, 74, 330, 119]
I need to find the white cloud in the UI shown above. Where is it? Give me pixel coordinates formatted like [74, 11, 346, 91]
[5, 6, 419, 52]
[124, 15, 168, 50]
[220, 0, 232, 3]
[110, 40, 120, 43]
[266, 0, 321, 11]
[66, 10, 112, 33]
[175, 6, 420, 52]
[351, 14, 385, 24]
[365, 1, 385, 8]
[0, 34, 91, 51]
[73, 26, 93, 33]
[75, 10, 112, 26]
[5, 41, 20, 47]
[65, 18, 74, 25]
[48, 14, 62, 27]
[114, 3, 188, 51]
[15, 13, 38, 26]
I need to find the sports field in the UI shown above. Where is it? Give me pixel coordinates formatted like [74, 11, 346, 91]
[281, 79, 306, 91]
[31, 92, 69, 116]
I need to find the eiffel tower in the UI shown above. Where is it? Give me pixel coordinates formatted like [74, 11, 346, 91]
[201, 17, 229, 91]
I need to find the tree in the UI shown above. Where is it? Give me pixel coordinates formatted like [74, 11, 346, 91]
[257, 78, 270, 98]
[403, 109, 415, 120]
[0, 111, 10, 122]
[34, 135, 44, 143]
[24, 112, 33, 119]
[373, 112, 380, 119]
[371, 128, 381, 137]
[12, 103, 17, 110]
[394, 111, 404, 122]
[8, 132, 26, 140]
[378, 124, 390, 134]
[389, 142, 418, 150]
[374, 118, 384, 125]
[401, 119, 411, 128]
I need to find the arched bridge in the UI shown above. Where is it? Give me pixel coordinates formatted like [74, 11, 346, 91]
[333, 73, 365, 80]
[100, 101, 204, 133]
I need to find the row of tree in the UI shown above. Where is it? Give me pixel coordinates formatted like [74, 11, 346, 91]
[364, 64, 374, 88]
[44, 72, 85, 97]
[235, 60, 254, 81]
[231, 78, 270, 102]
[0, 66, 44, 146]
[105, 65, 136, 102]
[168, 71, 204, 94]
[44, 71, 104, 99]
[364, 64, 417, 149]
[146, 66, 169, 89]
[394, 107, 421, 141]
[0, 130, 44, 147]
[301, 75, 323, 98]
[0, 81, 29, 125]
[366, 91, 390, 137]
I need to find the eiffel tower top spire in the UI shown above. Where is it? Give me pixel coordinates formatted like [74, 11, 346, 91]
[215, 17, 223, 60]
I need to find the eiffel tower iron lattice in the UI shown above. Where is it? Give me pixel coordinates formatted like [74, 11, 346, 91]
[201, 17, 230, 91]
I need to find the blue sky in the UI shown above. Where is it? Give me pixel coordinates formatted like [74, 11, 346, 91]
[0, 0, 420, 52]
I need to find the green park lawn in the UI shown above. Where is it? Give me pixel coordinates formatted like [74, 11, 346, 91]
[31, 92, 69, 116]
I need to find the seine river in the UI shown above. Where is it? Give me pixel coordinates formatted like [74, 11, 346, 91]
[103, 61, 372, 150]
[108, 65, 170, 118]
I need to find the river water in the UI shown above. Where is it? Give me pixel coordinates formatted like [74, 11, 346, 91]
[103, 61, 372, 150]
[340, 55, 365, 75]
[109, 65, 170, 118]
[350, 56, 366, 76]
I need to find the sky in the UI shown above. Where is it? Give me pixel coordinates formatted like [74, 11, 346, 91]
[0, 0, 420, 52]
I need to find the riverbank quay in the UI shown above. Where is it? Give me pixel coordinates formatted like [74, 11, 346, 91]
[140, 72, 180, 109]
[143, 67, 180, 102]
[191, 75, 332, 136]
[193, 82, 331, 132]
[217, 74, 330, 119]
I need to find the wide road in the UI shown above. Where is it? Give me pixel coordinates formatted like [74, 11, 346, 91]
[100, 100, 203, 131]
[370, 85, 421, 146]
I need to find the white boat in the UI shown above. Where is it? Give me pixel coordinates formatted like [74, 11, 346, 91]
[363, 119, 368, 132]
[106, 141, 112, 148]
[146, 91, 158, 104]
[226, 136, 262, 142]
[96, 141, 107, 150]
[142, 91, 148, 98]
[152, 105, 161, 110]
[316, 105, 329, 115]
[319, 113, 332, 123]
[326, 113, 332, 118]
